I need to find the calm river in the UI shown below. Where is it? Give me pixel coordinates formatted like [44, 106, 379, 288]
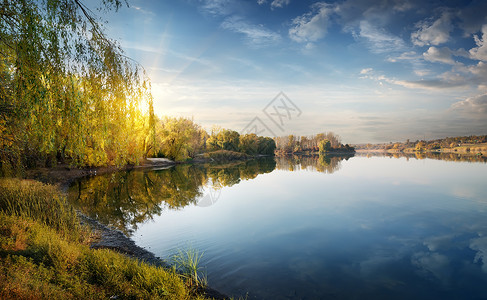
[68, 153, 487, 299]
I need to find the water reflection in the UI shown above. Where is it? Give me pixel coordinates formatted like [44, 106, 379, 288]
[275, 154, 353, 173]
[68, 158, 276, 235]
[69, 153, 487, 299]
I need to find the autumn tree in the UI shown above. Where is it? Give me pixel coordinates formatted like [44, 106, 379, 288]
[206, 128, 240, 152]
[257, 137, 276, 155]
[239, 134, 259, 155]
[154, 116, 206, 161]
[238, 134, 276, 155]
[0, 0, 154, 172]
[319, 139, 331, 154]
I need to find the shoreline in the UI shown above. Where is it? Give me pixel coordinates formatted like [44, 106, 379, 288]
[25, 158, 229, 300]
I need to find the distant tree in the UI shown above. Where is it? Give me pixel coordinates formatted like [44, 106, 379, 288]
[415, 141, 426, 151]
[239, 134, 259, 155]
[319, 139, 331, 154]
[258, 137, 276, 155]
[155, 117, 205, 160]
[206, 128, 240, 152]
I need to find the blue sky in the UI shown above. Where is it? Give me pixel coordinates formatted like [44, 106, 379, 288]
[97, 0, 486, 143]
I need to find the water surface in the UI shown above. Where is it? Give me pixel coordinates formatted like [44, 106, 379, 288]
[68, 154, 487, 299]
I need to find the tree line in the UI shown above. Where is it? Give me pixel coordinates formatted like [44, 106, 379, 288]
[355, 135, 487, 152]
[0, 0, 275, 175]
[151, 117, 276, 161]
[274, 132, 354, 154]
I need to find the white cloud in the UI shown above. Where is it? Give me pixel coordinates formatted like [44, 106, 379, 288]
[358, 21, 406, 53]
[257, 0, 290, 9]
[470, 237, 487, 273]
[391, 79, 465, 90]
[423, 47, 454, 64]
[131, 5, 155, 16]
[387, 51, 420, 62]
[270, 0, 290, 9]
[360, 68, 373, 74]
[366, 70, 468, 91]
[201, 0, 233, 16]
[451, 93, 487, 115]
[414, 69, 431, 76]
[221, 16, 281, 47]
[411, 252, 451, 284]
[468, 61, 487, 82]
[289, 3, 334, 43]
[469, 24, 487, 61]
[411, 13, 452, 46]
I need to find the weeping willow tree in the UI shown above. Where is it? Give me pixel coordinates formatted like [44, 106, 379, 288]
[0, 0, 155, 173]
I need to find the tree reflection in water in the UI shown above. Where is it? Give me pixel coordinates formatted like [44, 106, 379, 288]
[67, 158, 276, 235]
[275, 154, 353, 174]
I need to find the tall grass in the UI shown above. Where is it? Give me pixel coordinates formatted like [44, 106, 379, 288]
[0, 178, 209, 299]
[0, 213, 196, 299]
[171, 247, 207, 288]
[0, 178, 83, 240]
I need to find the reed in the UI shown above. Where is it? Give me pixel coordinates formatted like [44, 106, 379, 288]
[171, 247, 207, 288]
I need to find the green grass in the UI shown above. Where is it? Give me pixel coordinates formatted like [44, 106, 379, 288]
[0, 178, 209, 299]
[0, 178, 84, 241]
[171, 247, 207, 288]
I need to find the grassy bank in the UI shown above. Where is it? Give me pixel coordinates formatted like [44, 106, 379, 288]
[0, 178, 208, 299]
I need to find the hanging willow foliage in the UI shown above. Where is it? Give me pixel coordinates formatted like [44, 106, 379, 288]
[0, 0, 155, 173]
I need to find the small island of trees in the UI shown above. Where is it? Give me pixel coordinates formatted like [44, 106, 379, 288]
[274, 132, 355, 155]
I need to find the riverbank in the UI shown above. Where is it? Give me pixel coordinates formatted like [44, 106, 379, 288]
[0, 178, 207, 299]
[14, 160, 231, 300]
[16, 152, 275, 299]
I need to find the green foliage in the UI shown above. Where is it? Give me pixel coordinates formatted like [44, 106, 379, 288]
[0, 214, 193, 300]
[0, 0, 155, 170]
[171, 247, 207, 288]
[206, 128, 240, 152]
[205, 129, 274, 156]
[318, 139, 331, 154]
[239, 134, 259, 155]
[153, 116, 206, 161]
[274, 132, 348, 154]
[238, 134, 276, 155]
[0, 178, 85, 241]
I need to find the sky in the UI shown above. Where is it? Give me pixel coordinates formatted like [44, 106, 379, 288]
[94, 0, 486, 143]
